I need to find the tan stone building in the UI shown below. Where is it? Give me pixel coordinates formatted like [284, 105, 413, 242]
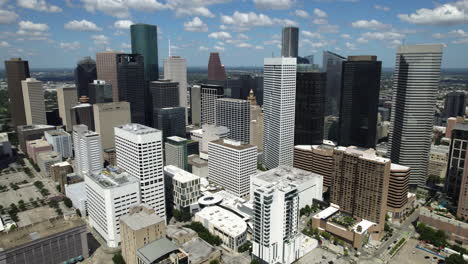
[387, 164, 414, 221]
[120, 204, 166, 264]
[93, 102, 131, 151]
[331, 146, 390, 237]
[248, 89, 264, 152]
[50, 161, 73, 193]
[293, 144, 335, 188]
[57, 86, 78, 131]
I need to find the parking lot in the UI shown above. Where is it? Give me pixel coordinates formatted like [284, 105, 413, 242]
[390, 238, 444, 264]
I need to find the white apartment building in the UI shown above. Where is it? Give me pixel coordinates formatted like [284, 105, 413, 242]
[115, 124, 166, 218]
[195, 206, 247, 252]
[165, 136, 187, 170]
[263, 57, 297, 169]
[73, 124, 103, 176]
[21, 77, 46, 125]
[85, 167, 140, 248]
[164, 165, 201, 212]
[44, 129, 73, 159]
[252, 179, 302, 264]
[208, 139, 257, 198]
[215, 98, 250, 144]
[251, 166, 323, 209]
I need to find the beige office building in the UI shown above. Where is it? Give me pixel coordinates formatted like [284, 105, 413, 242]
[93, 102, 131, 151]
[331, 146, 390, 237]
[248, 89, 264, 152]
[293, 144, 335, 188]
[120, 205, 166, 264]
[57, 86, 78, 131]
[387, 164, 411, 221]
[96, 51, 120, 102]
[21, 78, 46, 125]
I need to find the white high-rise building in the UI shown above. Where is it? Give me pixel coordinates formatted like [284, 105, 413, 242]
[85, 167, 140, 247]
[44, 129, 73, 159]
[388, 44, 443, 187]
[115, 124, 166, 218]
[263, 57, 297, 169]
[208, 139, 257, 198]
[215, 98, 250, 144]
[21, 77, 46, 125]
[73, 124, 103, 176]
[165, 136, 187, 170]
[252, 177, 301, 264]
[164, 56, 188, 108]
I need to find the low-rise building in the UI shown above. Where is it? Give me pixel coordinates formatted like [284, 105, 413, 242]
[120, 205, 167, 264]
[36, 151, 61, 177]
[190, 124, 229, 157]
[0, 217, 88, 264]
[51, 161, 74, 193]
[17, 124, 55, 154]
[181, 237, 221, 264]
[136, 237, 188, 264]
[65, 181, 87, 216]
[195, 206, 247, 251]
[85, 167, 140, 247]
[419, 207, 468, 244]
[188, 154, 208, 178]
[428, 144, 449, 180]
[164, 165, 201, 216]
[166, 225, 197, 245]
[25, 138, 52, 163]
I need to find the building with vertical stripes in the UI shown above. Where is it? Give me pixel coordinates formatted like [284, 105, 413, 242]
[201, 84, 224, 125]
[215, 98, 250, 144]
[73, 124, 103, 176]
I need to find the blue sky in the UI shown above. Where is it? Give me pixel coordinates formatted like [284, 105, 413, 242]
[0, 0, 467, 69]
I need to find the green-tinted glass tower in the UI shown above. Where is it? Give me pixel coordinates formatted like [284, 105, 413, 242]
[130, 24, 159, 81]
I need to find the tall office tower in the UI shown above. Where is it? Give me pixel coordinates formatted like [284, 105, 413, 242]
[131, 24, 159, 81]
[85, 168, 140, 247]
[387, 164, 411, 220]
[263, 57, 297, 169]
[150, 80, 179, 108]
[74, 56, 97, 98]
[120, 205, 166, 264]
[165, 136, 188, 170]
[164, 56, 188, 108]
[201, 84, 224, 125]
[153, 107, 186, 139]
[445, 91, 466, 118]
[117, 54, 148, 125]
[248, 90, 264, 151]
[332, 147, 390, 236]
[208, 139, 257, 198]
[57, 86, 78, 131]
[457, 138, 468, 219]
[21, 78, 46, 125]
[5, 58, 30, 127]
[254, 76, 264, 106]
[93, 102, 131, 151]
[388, 44, 443, 187]
[215, 98, 250, 144]
[71, 97, 95, 131]
[88, 80, 112, 104]
[445, 121, 468, 205]
[44, 129, 73, 159]
[17, 125, 55, 153]
[322, 51, 346, 115]
[208, 52, 227, 81]
[295, 72, 326, 145]
[338, 56, 381, 148]
[115, 124, 166, 218]
[191, 85, 201, 127]
[281, 26, 299, 58]
[96, 51, 121, 102]
[293, 144, 335, 188]
[73, 124, 103, 176]
[252, 176, 301, 264]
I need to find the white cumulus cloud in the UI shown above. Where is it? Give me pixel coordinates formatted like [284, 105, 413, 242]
[345, 42, 357, 50]
[362, 31, 405, 40]
[17, 0, 62, 12]
[253, 0, 293, 10]
[208, 31, 232, 39]
[398, 0, 468, 26]
[114, 20, 133, 29]
[313, 8, 327, 18]
[351, 19, 391, 30]
[19, 20, 49, 31]
[0, 41, 10, 47]
[302, 30, 322, 38]
[255, 45, 264, 49]
[295, 9, 309, 18]
[0, 10, 18, 24]
[341, 34, 351, 39]
[374, 5, 390, 11]
[60, 41, 81, 50]
[64, 20, 102, 31]
[199, 46, 209, 51]
[91, 34, 109, 45]
[220, 11, 297, 31]
[214, 45, 225, 51]
[236, 42, 253, 48]
[81, 0, 169, 18]
[184, 17, 208, 32]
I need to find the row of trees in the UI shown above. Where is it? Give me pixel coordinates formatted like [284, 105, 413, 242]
[184, 222, 223, 246]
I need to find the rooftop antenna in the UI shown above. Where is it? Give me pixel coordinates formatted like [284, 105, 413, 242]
[168, 38, 171, 57]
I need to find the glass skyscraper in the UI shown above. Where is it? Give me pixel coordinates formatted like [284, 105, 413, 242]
[130, 24, 159, 81]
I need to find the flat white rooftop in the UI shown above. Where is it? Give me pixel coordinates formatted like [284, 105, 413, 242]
[164, 165, 200, 183]
[87, 167, 138, 188]
[255, 165, 323, 186]
[313, 204, 340, 220]
[117, 123, 160, 135]
[196, 205, 247, 238]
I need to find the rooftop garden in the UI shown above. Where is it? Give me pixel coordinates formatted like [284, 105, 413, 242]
[330, 213, 356, 229]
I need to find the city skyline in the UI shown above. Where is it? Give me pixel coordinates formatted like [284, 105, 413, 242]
[0, 0, 467, 69]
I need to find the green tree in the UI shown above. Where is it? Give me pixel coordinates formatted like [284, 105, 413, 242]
[250, 260, 260, 264]
[112, 252, 126, 264]
[321, 231, 332, 240]
[209, 260, 220, 264]
[445, 254, 467, 264]
[63, 197, 73, 208]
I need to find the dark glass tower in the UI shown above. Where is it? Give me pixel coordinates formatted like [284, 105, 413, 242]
[5, 58, 30, 127]
[150, 80, 179, 109]
[116, 54, 147, 125]
[445, 91, 466, 118]
[295, 71, 326, 145]
[153, 107, 186, 139]
[74, 57, 97, 98]
[281, 26, 299, 58]
[130, 24, 159, 81]
[322, 51, 346, 116]
[338, 56, 381, 148]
